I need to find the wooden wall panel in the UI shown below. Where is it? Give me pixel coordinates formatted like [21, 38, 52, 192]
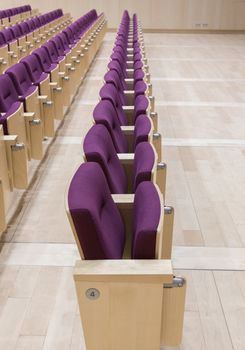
[1, 0, 245, 30]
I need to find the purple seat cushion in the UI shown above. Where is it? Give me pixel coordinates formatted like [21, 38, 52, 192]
[134, 94, 149, 120]
[99, 83, 128, 126]
[6, 63, 35, 97]
[134, 80, 147, 97]
[133, 142, 154, 190]
[21, 55, 49, 85]
[132, 181, 161, 259]
[93, 100, 128, 153]
[83, 124, 127, 194]
[68, 162, 125, 259]
[134, 114, 151, 148]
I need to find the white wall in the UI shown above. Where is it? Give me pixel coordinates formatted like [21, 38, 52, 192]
[1, 0, 245, 30]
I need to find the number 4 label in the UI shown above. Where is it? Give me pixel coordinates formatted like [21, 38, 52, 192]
[86, 288, 100, 300]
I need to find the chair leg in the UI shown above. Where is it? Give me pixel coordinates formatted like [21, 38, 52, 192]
[161, 277, 187, 347]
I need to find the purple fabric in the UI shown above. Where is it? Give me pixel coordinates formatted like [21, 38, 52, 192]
[108, 60, 127, 79]
[134, 69, 145, 83]
[68, 162, 125, 259]
[18, 22, 31, 35]
[104, 70, 127, 104]
[93, 100, 128, 153]
[133, 141, 154, 190]
[83, 124, 127, 194]
[32, 48, 58, 74]
[134, 114, 151, 148]
[0, 28, 15, 44]
[132, 181, 161, 259]
[134, 94, 149, 120]
[43, 41, 65, 64]
[99, 83, 128, 126]
[21, 55, 49, 85]
[52, 35, 71, 55]
[0, 75, 21, 134]
[6, 63, 36, 97]
[134, 80, 147, 97]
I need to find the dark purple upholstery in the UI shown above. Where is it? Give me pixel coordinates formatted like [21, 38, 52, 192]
[32, 48, 58, 74]
[99, 83, 128, 126]
[104, 70, 127, 104]
[68, 162, 125, 259]
[83, 124, 127, 194]
[134, 94, 149, 120]
[93, 100, 128, 153]
[21, 55, 49, 85]
[51, 36, 70, 56]
[134, 80, 147, 97]
[0, 28, 16, 45]
[43, 41, 65, 64]
[6, 63, 36, 100]
[134, 115, 151, 148]
[133, 142, 155, 191]
[0, 75, 21, 134]
[18, 22, 31, 36]
[132, 181, 161, 259]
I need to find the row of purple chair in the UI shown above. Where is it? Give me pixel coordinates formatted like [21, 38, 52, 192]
[0, 10, 107, 239]
[67, 9, 169, 260]
[0, 5, 31, 17]
[67, 11, 186, 350]
[0, 8, 72, 72]
[0, 5, 39, 28]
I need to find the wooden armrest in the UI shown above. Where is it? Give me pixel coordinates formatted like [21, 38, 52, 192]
[22, 112, 35, 118]
[124, 90, 135, 96]
[74, 259, 173, 283]
[117, 153, 134, 164]
[121, 126, 134, 135]
[112, 194, 134, 210]
[38, 95, 48, 101]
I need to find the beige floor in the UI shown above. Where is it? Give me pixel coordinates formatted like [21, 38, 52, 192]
[1, 31, 245, 349]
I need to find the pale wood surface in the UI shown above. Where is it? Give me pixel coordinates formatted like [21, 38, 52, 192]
[0, 31, 244, 349]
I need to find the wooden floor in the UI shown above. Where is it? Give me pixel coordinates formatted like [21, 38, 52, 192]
[1, 32, 245, 349]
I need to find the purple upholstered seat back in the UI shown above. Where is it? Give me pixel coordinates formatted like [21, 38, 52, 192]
[0, 28, 15, 43]
[104, 70, 127, 104]
[132, 181, 161, 259]
[32, 47, 57, 73]
[83, 124, 127, 194]
[134, 114, 152, 148]
[6, 63, 34, 96]
[0, 74, 19, 111]
[43, 41, 60, 63]
[99, 83, 128, 126]
[21, 55, 48, 84]
[67, 162, 125, 259]
[134, 94, 149, 120]
[93, 100, 128, 153]
[133, 142, 155, 191]
[0, 74, 21, 134]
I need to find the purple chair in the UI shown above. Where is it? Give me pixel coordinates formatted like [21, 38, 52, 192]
[132, 181, 161, 259]
[93, 100, 152, 153]
[67, 162, 161, 259]
[67, 162, 126, 260]
[99, 83, 128, 126]
[133, 141, 155, 191]
[6, 63, 37, 103]
[84, 124, 156, 193]
[32, 47, 58, 77]
[104, 70, 127, 105]
[20, 54, 49, 87]
[93, 100, 128, 153]
[0, 74, 21, 134]
[83, 124, 127, 194]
